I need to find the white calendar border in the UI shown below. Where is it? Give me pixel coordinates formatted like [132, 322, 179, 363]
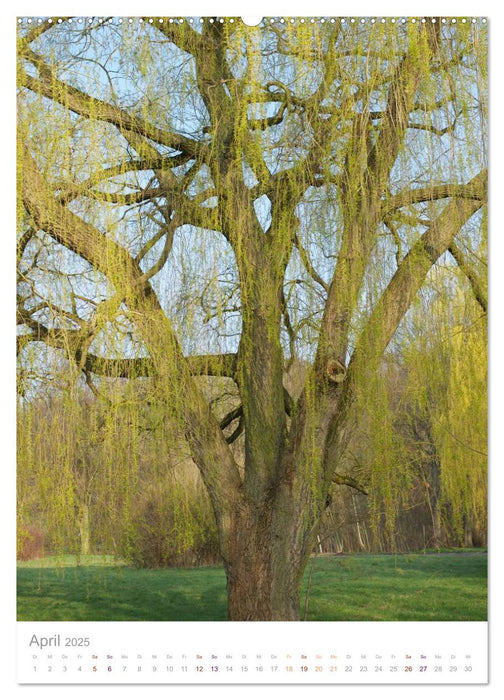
[4, 0, 502, 697]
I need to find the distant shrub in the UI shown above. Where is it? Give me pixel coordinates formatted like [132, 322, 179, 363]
[17, 526, 45, 561]
[122, 474, 221, 568]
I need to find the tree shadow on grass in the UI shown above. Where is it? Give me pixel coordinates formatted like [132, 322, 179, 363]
[17, 566, 228, 621]
[17, 553, 487, 622]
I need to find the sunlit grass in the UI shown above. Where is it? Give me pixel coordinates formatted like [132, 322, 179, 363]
[17, 551, 487, 622]
[300, 552, 487, 621]
[18, 554, 126, 568]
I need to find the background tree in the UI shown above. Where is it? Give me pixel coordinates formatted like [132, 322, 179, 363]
[401, 274, 487, 547]
[17, 16, 487, 620]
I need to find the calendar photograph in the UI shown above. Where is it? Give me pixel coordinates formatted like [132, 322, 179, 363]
[15, 12, 488, 684]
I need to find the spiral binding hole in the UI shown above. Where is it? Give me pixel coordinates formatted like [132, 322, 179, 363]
[16, 16, 488, 26]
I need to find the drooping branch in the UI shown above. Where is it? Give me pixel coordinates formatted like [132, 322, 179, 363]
[323, 169, 487, 480]
[315, 33, 429, 379]
[353, 170, 486, 374]
[449, 242, 487, 313]
[20, 144, 244, 538]
[434, 419, 488, 459]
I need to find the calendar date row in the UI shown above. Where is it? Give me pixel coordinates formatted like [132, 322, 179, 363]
[32, 663, 474, 674]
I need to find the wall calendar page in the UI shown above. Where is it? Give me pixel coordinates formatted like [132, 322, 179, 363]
[14, 5, 491, 692]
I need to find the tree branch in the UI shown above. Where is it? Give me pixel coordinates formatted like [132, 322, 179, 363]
[332, 472, 368, 496]
[248, 100, 289, 130]
[144, 16, 207, 55]
[57, 155, 190, 204]
[17, 17, 70, 50]
[449, 241, 487, 312]
[19, 144, 243, 534]
[83, 186, 164, 205]
[406, 121, 456, 137]
[355, 171, 486, 368]
[219, 404, 243, 431]
[322, 169, 487, 482]
[315, 38, 427, 380]
[81, 351, 238, 379]
[294, 233, 329, 293]
[382, 181, 487, 218]
[19, 50, 201, 157]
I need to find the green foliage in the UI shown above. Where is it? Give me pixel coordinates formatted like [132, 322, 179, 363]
[400, 276, 487, 546]
[351, 358, 413, 550]
[435, 319, 487, 543]
[121, 471, 220, 568]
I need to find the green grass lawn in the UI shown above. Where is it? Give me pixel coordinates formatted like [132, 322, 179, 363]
[17, 551, 487, 622]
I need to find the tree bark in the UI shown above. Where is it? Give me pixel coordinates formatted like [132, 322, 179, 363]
[223, 488, 318, 620]
[78, 503, 91, 556]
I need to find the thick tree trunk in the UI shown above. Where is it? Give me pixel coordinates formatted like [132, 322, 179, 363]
[222, 485, 321, 621]
[225, 549, 302, 621]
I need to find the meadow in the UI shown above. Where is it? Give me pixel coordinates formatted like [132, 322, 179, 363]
[17, 551, 487, 622]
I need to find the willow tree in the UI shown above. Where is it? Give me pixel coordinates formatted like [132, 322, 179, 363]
[402, 277, 487, 547]
[17, 16, 487, 620]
